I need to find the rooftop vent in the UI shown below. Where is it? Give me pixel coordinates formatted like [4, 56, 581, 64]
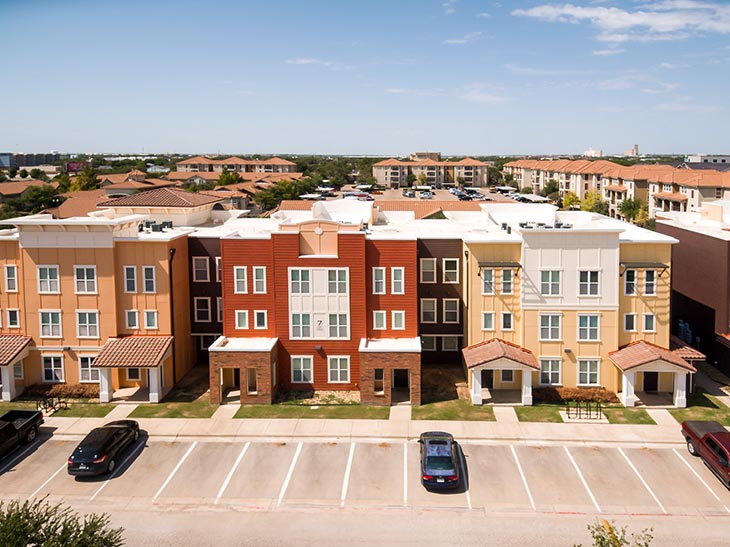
[150, 223, 163, 233]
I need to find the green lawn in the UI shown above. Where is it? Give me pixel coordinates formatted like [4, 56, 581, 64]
[129, 400, 218, 419]
[0, 401, 38, 414]
[234, 404, 390, 419]
[602, 406, 656, 425]
[669, 388, 730, 425]
[411, 399, 496, 421]
[52, 403, 116, 418]
[514, 404, 564, 423]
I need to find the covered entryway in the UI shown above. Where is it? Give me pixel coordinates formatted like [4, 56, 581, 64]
[0, 335, 32, 401]
[392, 369, 410, 404]
[208, 336, 279, 405]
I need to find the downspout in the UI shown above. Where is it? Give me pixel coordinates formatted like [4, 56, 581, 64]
[169, 247, 177, 384]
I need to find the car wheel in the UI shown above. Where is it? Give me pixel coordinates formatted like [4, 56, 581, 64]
[687, 439, 698, 456]
[107, 458, 116, 473]
[24, 427, 37, 444]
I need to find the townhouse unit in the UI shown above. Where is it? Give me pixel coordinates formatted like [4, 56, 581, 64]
[176, 156, 298, 174]
[372, 158, 489, 188]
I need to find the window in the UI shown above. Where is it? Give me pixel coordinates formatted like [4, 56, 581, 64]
[502, 269, 513, 294]
[74, 266, 97, 293]
[540, 358, 561, 385]
[422, 336, 437, 351]
[443, 259, 459, 283]
[192, 257, 209, 282]
[13, 362, 23, 380]
[391, 267, 404, 294]
[578, 314, 600, 341]
[234, 266, 248, 293]
[579, 271, 599, 296]
[539, 314, 561, 340]
[38, 266, 59, 293]
[144, 310, 158, 329]
[392, 310, 405, 330]
[420, 299, 437, 323]
[290, 269, 310, 293]
[442, 336, 459, 352]
[643, 314, 656, 332]
[501, 370, 514, 383]
[541, 271, 560, 296]
[716, 187, 723, 199]
[6, 309, 19, 328]
[215, 257, 222, 282]
[76, 311, 99, 338]
[246, 368, 257, 394]
[578, 359, 600, 386]
[40, 311, 61, 338]
[143, 266, 156, 293]
[482, 312, 494, 331]
[373, 267, 386, 294]
[624, 313, 637, 332]
[254, 310, 267, 329]
[291, 356, 313, 383]
[292, 313, 311, 337]
[644, 270, 656, 296]
[329, 314, 348, 337]
[373, 311, 386, 330]
[420, 258, 436, 283]
[481, 269, 494, 294]
[79, 356, 99, 383]
[253, 267, 266, 294]
[43, 356, 64, 383]
[5, 265, 17, 292]
[374, 369, 385, 394]
[194, 297, 211, 322]
[216, 297, 222, 322]
[328, 356, 350, 383]
[624, 269, 637, 295]
[125, 310, 138, 329]
[235, 310, 249, 329]
[328, 269, 347, 294]
[124, 266, 137, 293]
[127, 368, 141, 381]
[502, 312, 513, 331]
[443, 299, 459, 323]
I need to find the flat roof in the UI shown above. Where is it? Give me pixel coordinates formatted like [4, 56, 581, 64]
[359, 337, 421, 353]
[209, 336, 278, 352]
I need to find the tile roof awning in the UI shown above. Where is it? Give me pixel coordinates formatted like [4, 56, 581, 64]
[462, 338, 539, 370]
[670, 336, 706, 361]
[93, 336, 173, 368]
[609, 340, 696, 373]
[0, 335, 32, 367]
[654, 192, 688, 202]
[604, 185, 627, 193]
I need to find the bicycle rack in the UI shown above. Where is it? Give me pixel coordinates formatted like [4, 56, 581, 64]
[565, 400, 603, 419]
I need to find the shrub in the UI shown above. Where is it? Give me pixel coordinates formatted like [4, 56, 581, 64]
[23, 383, 100, 400]
[533, 387, 619, 404]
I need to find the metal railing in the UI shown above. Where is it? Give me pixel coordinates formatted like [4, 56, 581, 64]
[565, 400, 603, 420]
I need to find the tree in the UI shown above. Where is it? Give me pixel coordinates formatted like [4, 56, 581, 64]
[0, 172, 6, 182]
[69, 167, 99, 192]
[634, 204, 650, 227]
[581, 190, 609, 215]
[253, 177, 319, 211]
[406, 173, 416, 186]
[619, 198, 643, 222]
[563, 191, 580, 209]
[541, 179, 560, 201]
[54, 173, 71, 193]
[457, 176, 466, 188]
[218, 169, 243, 186]
[29, 168, 49, 181]
[19, 169, 28, 179]
[5, 185, 64, 214]
[0, 497, 124, 547]
[8, 167, 18, 178]
[520, 186, 533, 194]
[417, 173, 428, 186]
[574, 519, 653, 547]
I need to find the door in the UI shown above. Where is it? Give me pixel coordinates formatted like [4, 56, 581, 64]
[393, 369, 409, 389]
[643, 372, 659, 392]
[233, 369, 240, 388]
[481, 370, 494, 390]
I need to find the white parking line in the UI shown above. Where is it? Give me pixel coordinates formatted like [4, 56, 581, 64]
[89, 439, 146, 502]
[673, 448, 730, 514]
[28, 462, 67, 500]
[277, 441, 302, 507]
[152, 441, 198, 502]
[340, 442, 356, 508]
[564, 447, 601, 513]
[618, 447, 667, 514]
[0, 440, 40, 475]
[403, 442, 408, 507]
[215, 441, 250, 504]
[510, 445, 536, 511]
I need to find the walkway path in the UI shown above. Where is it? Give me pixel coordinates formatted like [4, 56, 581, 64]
[389, 405, 411, 421]
[492, 406, 518, 423]
[646, 408, 678, 426]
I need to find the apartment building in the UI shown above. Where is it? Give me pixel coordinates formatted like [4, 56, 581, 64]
[373, 157, 489, 188]
[176, 156, 297, 174]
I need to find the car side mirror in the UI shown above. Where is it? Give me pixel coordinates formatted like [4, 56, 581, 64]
[417, 439, 423, 444]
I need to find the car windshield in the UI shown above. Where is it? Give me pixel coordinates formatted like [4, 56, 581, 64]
[425, 456, 454, 470]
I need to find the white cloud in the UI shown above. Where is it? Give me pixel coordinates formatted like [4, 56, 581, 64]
[460, 85, 509, 104]
[443, 0, 457, 15]
[477, 12, 491, 18]
[384, 84, 508, 105]
[593, 48, 626, 55]
[641, 82, 680, 93]
[285, 58, 351, 70]
[384, 87, 446, 97]
[660, 61, 690, 69]
[504, 63, 595, 76]
[443, 31, 482, 44]
[654, 99, 720, 113]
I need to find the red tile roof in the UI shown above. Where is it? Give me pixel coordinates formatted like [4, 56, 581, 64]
[0, 335, 31, 367]
[93, 336, 174, 368]
[670, 336, 706, 361]
[0, 179, 57, 197]
[653, 191, 688, 202]
[98, 187, 224, 208]
[608, 340, 696, 372]
[462, 338, 539, 370]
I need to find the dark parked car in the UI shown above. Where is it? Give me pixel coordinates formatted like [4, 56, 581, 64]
[67, 420, 140, 476]
[0, 410, 44, 458]
[418, 431, 460, 490]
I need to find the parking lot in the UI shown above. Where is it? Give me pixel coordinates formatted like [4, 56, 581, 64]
[1, 435, 729, 517]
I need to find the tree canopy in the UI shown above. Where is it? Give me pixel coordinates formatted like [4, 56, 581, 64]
[69, 168, 99, 192]
[581, 191, 609, 215]
[619, 198, 643, 222]
[218, 169, 243, 186]
[253, 177, 319, 211]
[563, 191, 580, 209]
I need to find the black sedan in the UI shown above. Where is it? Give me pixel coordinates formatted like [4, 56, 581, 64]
[67, 420, 140, 476]
[418, 431, 460, 490]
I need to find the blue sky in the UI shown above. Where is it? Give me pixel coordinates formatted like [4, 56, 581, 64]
[2, 0, 729, 156]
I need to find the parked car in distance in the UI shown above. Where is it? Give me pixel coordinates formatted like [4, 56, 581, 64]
[0, 410, 44, 458]
[419, 191, 434, 200]
[682, 420, 730, 488]
[67, 420, 140, 476]
[458, 195, 472, 201]
[418, 431, 460, 490]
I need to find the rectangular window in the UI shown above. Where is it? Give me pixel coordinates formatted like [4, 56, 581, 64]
[127, 368, 141, 381]
[38, 266, 59, 293]
[143, 266, 156, 293]
[328, 356, 350, 383]
[502, 269, 513, 294]
[79, 356, 99, 383]
[291, 356, 313, 383]
[253, 266, 266, 294]
[125, 310, 138, 329]
[373, 267, 386, 294]
[234, 266, 248, 293]
[6, 309, 19, 328]
[40, 311, 61, 338]
[482, 312, 494, 331]
[502, 312, 513, 331]
[392, 310, 405, 330]
[43, 356, 64, 383]
[578, 314, 600, 341]
[144, 310, 158, 329]
[624, 313, 637, 332]
[192, 257, 209, 282]
[481, 269, 494, 294]
[290, 269, 310, 294]
[422, 336, 437, 351]
[292, 313, 311, 337]
[501, 370, 514, 383]
[74, 266, 97, 293]
[540, 358, 561, 385]
[373, 311, 386, 330]
[391, 267, 404, 294]
[76, 311, 99, 338]
[374, 369, 385, 394]
[13, 362, 23, 380]
[578, 359, 600, 386]
[327, 269, 347, 294]
[246, 368, 257, 394]
[624, 269, 637, 296]
[644, 270, 656, 296]
[124, 266, 137, 293]
[420, 299, 437, 323]
[216, 297, 222, 322]
[579, 271, 599, 296]
[215, 257, 222, 282]
[443, 299, 459, 323]
[443, 259, 459, 283]
[541, 271, 560, 296]
[235, 310, 249, 329]
[254, 310, 267, 329]
[539, 314, 561, 340]
[5, 265, 17, 292]
[643, 314, 656, 332]
[420, 258, 436, 283]
[328, 314, 348, 338]
[194, 297, 211, 322]
[442, 336, 460, 352]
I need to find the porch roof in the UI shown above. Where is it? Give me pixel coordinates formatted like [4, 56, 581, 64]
[609, 340, 696, 373]
[0, 335, 31, 367]
[670, 335, 706, 361]
[462, 338, 539, 370]
[359, 337, 421, 353]
[93, 336, 173, 368]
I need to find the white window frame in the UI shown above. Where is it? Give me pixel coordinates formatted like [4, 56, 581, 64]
[76, 310, 99, 339]
[624, 313, 637, 332]
[624, 269, 637, 296]
[194, 297, 212, 323]
[327, 269, 347, 294]
[144, 310, 158, 330]
[216, 297, 223, 323]
[501, 370, 514, 383]
[577, 314, 600, 342]
[540, 270, 561, 296]
[391, 267, 405, 295]
[192, 257, 210, 282]
[578, 270, 599, 296]
[420, 258, 436, 284]
[392, 310, 405, 330]
[372, 267, 386, 295]
[291, 313, 311, 338]
[442, 258, 459, 284]
[442, 299, 460, 324]
[422, 336, 437, 352]
[124, 266, 137, 293]
[126, 368, 141, 381]
[4, 265, 17, 293]
[373, 310, 386, 330]
[74, 265, 98, 294]
[39, 310, 62, 338]
[539, 358, 562, 386]
[42, 355, 64, 383]
[420, 298, 437, 324]
[290, 269, 310, 294]
[253, 266, 267, 294]
[643, 313, 656, 333]
[328, 356, 350, 383]
[143, 266, 156, 294]
[13, 361, 23, 380]
[254, 310, 268, 330]
[481, 312, 494, 331]
[235, 310, 249, 329]
[502, 269, 514, 295]
[442, 336, 460, 352]
[291, 356, 313, 384]
[644, 270, 656, 296]
[37, 265, 60, 294]
[215, 257, 222, 282]
[501, 312, 514, 331]
[234, 266, 248, 294]
[481, 268, 494, 295]
[125, 310, 138, 329]
[328, 313, 349, 338]
[6, 309, 19, 329]
[79, 355, 100, 383]
[539, 313, 561, 341]
[577, 359, 600, 386]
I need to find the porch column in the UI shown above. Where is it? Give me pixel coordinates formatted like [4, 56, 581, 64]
[673, 371, 688, 408]
[99, 368, 112, 403]
[149, 366, 162, 404]
[471, 368, 482, 405]
[621, 371, 636, 407]
[1, 365, 16, 402]
[521, 369, 533, 406]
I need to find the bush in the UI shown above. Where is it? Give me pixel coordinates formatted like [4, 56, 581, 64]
[533, 387, 619, 404]
[23, 383, 100, 399]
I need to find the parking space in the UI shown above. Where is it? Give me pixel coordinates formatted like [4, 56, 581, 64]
[462, 445, 532, 511]
[407, 442, 470, 509]
[220, 442, 296, 505]
[346, 442, 403, 507]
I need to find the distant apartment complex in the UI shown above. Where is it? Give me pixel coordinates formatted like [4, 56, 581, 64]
[685, 154, 730, 165]
[373, 157, 489, 188]
[0, 152, 61, 169]
[176, 156, 297, 174]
